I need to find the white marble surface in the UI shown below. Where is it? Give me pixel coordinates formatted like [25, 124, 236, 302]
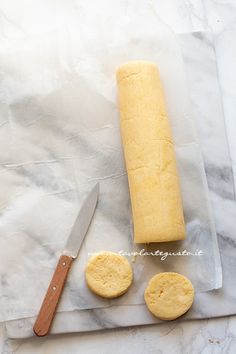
[2, 316, 236, 354]
[204, 0, 236, 190]
[1, 0, 236, 352]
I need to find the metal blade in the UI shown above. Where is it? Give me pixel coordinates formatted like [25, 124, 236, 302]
[63, 183, 99, 258]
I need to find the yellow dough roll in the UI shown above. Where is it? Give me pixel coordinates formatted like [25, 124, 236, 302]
[116, 61, 186, 243]
[144, 272, 194, 320]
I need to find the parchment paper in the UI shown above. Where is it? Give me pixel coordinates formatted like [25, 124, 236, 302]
[0, 3, 221, 322]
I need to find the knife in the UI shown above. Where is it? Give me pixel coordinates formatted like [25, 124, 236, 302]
[33, 183, 99, 337]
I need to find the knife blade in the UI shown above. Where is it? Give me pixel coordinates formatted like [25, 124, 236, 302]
[33, 183, 99, 337]
[63, 182, 99, 258]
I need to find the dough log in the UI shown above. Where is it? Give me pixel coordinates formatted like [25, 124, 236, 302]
[116, 61, 186, 243]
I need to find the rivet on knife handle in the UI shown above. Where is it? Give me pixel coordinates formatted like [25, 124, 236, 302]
[33, 255, 73, 337]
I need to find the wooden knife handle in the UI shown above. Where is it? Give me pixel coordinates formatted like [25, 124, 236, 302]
[33, 255, 73, 337]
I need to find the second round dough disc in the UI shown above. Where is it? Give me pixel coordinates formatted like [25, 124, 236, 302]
[85, 251, 133, 298]
[144, 272, 194, 320]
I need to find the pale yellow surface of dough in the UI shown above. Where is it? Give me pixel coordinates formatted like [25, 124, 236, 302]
[116, 61, 186, 243]
[144, 272, 194, 320]
[85, 251, 133, 298]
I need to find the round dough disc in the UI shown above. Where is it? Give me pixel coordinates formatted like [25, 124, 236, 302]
[85, 251, 133, 298]
[144, 272, 194, 320]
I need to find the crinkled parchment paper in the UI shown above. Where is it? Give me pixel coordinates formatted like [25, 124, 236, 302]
[0, 2, 221, 322]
